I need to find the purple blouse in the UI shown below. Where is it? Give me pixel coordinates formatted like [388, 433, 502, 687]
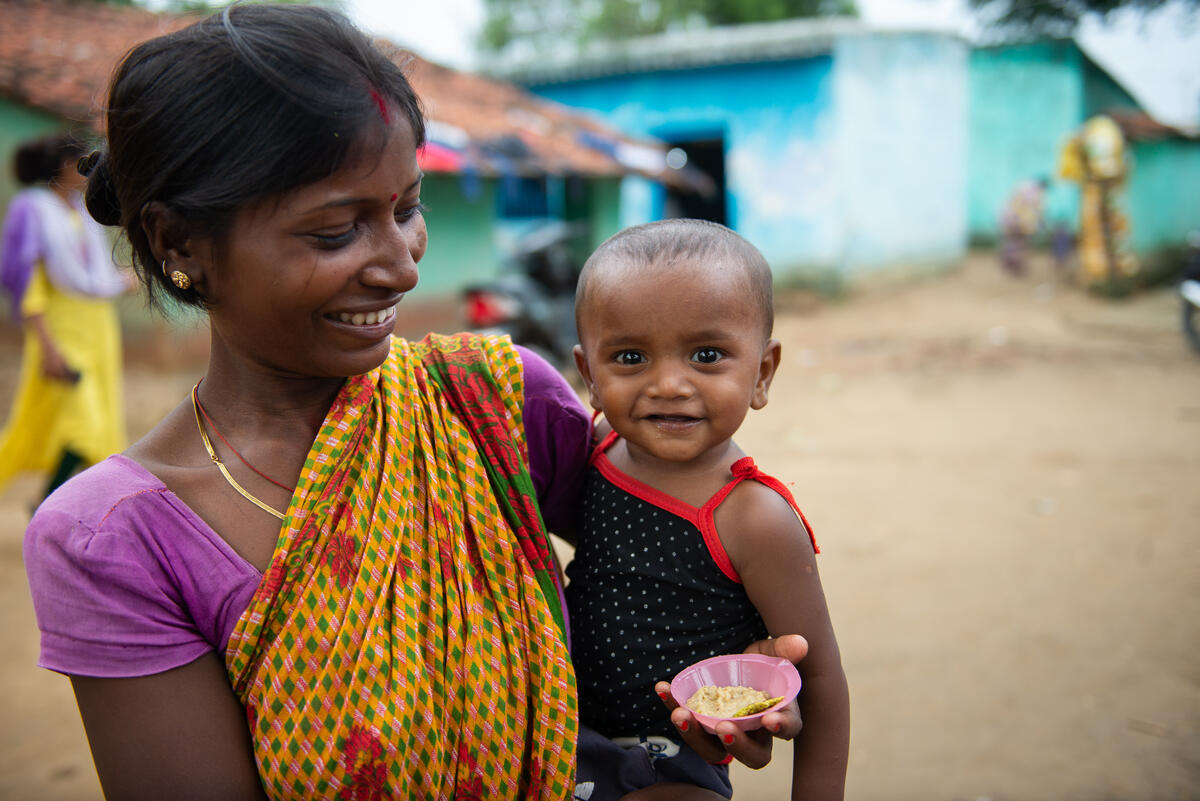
[24, 346, 590, 678]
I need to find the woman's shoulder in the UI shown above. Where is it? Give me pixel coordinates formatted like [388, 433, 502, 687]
[33, 454, 169, 528]
[514, 344, 586, 418]
[25, 454, 262, 677]
[25, 454, 197, 583]
[25, 452, 243, 584]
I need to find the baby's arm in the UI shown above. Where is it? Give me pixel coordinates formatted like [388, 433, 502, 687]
[716, 480, 850, 801]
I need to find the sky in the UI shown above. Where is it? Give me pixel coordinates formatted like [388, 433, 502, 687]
[343, 0, 1200, 128]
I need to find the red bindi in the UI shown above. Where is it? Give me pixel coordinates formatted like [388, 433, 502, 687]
[390, 193, 399, 202]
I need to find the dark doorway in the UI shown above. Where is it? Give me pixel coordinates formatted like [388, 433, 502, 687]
[663, 136, 726, 225]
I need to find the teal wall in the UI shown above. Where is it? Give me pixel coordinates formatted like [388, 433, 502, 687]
[968, 42, 1200, 253]
[587, 178, 623, 248]
[420, 173, 625, 297]
[1081, 57, 1141, 119]
[417, 174, 502, 296]
[968, 42, 1084, 241]
[1126, 140, 1200, 254]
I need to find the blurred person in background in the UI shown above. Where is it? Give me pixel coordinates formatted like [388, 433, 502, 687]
[0, 132, 129, 503]
[998, 176, 1049, 277]
[1050, 218, 1077, 276]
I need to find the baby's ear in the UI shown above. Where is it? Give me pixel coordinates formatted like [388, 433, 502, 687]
[573, 345, 601, 410]
[750, 338, 782, 410]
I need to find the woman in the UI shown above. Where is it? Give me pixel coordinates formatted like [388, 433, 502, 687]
[23, 6, 802, 800]
[0, 133, 129, 501]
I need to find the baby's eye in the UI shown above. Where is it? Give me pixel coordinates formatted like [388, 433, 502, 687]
[692, 348, 723, 364]
[614, 351, 646, 366]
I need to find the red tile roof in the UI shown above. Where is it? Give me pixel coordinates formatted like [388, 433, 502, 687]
[0, 1, 196, 124]
[0, 0, 689, 184]
[1105, 108, 1199, 142]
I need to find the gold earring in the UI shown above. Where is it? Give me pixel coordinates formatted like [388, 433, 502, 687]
[163, 259, 191, 290]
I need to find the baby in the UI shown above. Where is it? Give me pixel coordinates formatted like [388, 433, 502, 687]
[567, 219, 849, 800]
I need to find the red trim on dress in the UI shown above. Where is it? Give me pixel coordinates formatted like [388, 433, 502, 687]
[695, 509, 741, 584]
[590, 428, 621, 466]
[591, 450, 703, 528]
[587, 437, 819, 585]
[701, 457, 819, 555]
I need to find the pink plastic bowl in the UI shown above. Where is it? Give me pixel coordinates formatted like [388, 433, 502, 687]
[670, 653, 802, 734]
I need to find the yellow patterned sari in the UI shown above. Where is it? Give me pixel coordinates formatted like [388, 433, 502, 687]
[226, 333, 577, 800]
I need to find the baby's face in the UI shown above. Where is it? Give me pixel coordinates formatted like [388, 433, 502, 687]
[575, 257, 778, 470]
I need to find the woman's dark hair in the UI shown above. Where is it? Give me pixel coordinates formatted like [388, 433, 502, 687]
[82, 3, 425, 309]
[13, 133, 89, 185]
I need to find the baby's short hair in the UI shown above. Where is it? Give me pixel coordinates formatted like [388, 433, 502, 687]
[576, 218, 774, 337]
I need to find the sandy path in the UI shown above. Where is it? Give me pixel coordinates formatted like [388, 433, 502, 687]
[728, 254, 1200, 800]
[2, 253, 1197, 800]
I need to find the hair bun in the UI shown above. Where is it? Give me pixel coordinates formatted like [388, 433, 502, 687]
[81, 150, 122, 226]
[77, 150, 102, 177]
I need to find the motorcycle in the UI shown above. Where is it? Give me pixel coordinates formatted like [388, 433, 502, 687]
[1181, 232, 1200, 354]
[462, 220, 585, 371]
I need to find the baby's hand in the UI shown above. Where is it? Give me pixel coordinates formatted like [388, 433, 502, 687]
[655, 635, 806, 769]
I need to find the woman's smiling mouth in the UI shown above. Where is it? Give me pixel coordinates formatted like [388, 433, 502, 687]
[329, 305, 396, 327]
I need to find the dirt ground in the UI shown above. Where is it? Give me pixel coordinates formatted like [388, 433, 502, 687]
[1, 252, 1198, 801]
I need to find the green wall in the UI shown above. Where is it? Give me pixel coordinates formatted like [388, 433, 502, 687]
[415, 174, 624, 296]
[968, 42, 1084, 241]
[1081, 57, 1141, 119]
[967, 41, 1200, 254]
[587, 178, 623, 250]
[417, 175, 502, 296]
[1126, 140, 1200, 254]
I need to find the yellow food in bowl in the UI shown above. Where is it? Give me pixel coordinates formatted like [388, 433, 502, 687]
[685, 685, 784, 718]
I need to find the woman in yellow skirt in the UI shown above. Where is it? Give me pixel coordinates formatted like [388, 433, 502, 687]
[0, 133, 129, 502]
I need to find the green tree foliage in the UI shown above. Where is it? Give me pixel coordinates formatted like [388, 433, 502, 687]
[481, 0, 857, 55]
[970, 0, 1199, 36]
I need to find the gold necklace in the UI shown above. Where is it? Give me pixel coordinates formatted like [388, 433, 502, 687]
[191, 384, 286, 521]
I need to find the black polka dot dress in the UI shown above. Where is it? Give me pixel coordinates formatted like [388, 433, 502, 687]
[565, 434, 812, 740]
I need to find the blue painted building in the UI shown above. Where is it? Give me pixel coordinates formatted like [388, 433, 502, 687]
[968, 40, 1200, 255]
[498, 19, 970, 278]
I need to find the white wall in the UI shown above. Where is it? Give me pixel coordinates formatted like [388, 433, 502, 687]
[833, 32, 970, 272]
